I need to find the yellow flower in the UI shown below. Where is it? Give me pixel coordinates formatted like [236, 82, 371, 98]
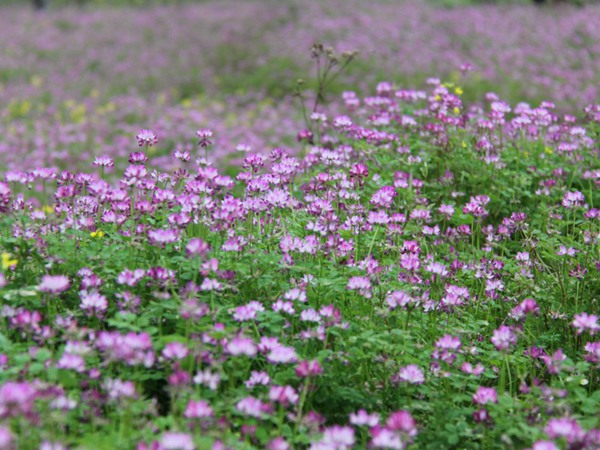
[453, 107, 461, 115]
[454, 87, 463, 95]
[90, 230, 105, 239]
[434, 95, 441, 101]
[43, 205, 54, 214]
[461, 141, 467, 148]
[545, 146, 553, 155]
[1, 253, 18, 270]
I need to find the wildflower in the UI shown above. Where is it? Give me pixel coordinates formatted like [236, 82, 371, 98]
[296, 359, 323, 377]
[79, 291, 108, 317]
[347, 276, 372, 298]
[314, 425, 355, 449]
[193, 369, 220, 390]
[0, 381, 38, 418]
[147, 228, 179, 246]
[104, 379, 136, 401]
[0, 426, 12, 449]
[162, 342, 189, 360]
[572, 313, 599, 335]
[227, 336, 257, 357]
[236, 396, 269, 418]
[196, 129, 213, 148]
[350, 409, 380, 427]
[461, 362, 485, 376]
[267, 437, 290, 450]
[245, 371, 270, 389]
[397, 365, 425, 384]
[1, 253, 17, 270]
[584, 342, 600, 363]
[269, 385, 299, 406]
[491, 325, 517, 351]
[530, 442, 559, 450]
[544, 418, 585, 445]
[159, 432, 194, 450]
[267, 345, 298, 364]
[386, 410, 418, 437]
[90, 230, 104, 238]
[186, 238, 209, 257]
[540, 349, 567, 374]
[562, 191, 585, 209]
[136, 129, 157, 147]
[184, 399, 213, 419]
[92, 156, 114, 168]
[472, 386, 497, 405]
[39, 275, 70, 294]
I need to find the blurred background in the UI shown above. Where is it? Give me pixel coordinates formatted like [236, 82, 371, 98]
[0, 0, 599, 172]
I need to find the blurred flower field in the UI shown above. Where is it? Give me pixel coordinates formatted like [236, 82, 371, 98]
[1, 1, 600, 449]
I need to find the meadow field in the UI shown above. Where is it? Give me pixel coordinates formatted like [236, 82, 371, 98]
[0, 1, 599, 449]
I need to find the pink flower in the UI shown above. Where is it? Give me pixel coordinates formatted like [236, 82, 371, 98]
[318, 425, 355, 448]
[245, 371, 270, 389]
[530, 441, 559, 450]
[184, 400, 213, 419]
[267, 345, 298, 364]
[397, 365, 425, 384]
[148, 228, 179, 246]
[196, 129, 213, 148]
[269, 385, 298, 406]
[347, 276, 372, 298]
[350, 409, 380, 427]
[472, 386, 497, 405]
[193, 369, 220, 390]
[295, 359, 323, 377]
[386, 410, 418, 438]
[562, 191, 585, 209]
[544, 418, 585, 444]
[227, 337, 257, 357]
[491, 325, 517, 351]
[159, 432, 194, 450]
[79, 291, 108, 317]
[0, 382, 37, 418]
[57, 353, 85, 372]
[104, 379, 136, 401]
[39, 275, 70, 294]
[136, 129, 157, 147]
[572, 313, 599, 335]
[162, 342, 189, 360]
[236, 396, 269, 418]
[93, 156, 114, 168]
[0, 426, 13, 449]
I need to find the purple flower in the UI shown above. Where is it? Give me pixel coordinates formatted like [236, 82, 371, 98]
[147, 228, 179, 246]
[162, 342, 189, 360]
[350, 409, 380, 427]
[227, 337, 257, 357]
[545, 418, 585, 444]
[347, 276, 372, 298]
[397, 364, 425, 384]
[159, 432, 194, 450]
[472, 386, 497, 405]
[562, 191, 585, 209]
[136, 129, 157, 147]
[267, 345, 298, 364]
[572, 313, 599, 335]
[491, 325, 517, 351]
[196, 129, 213, 148]
[184, 400, 213, 419]
[269, 385, 299, 406]
[39, 275, 70, 294]
[236, 396, 269, 418]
